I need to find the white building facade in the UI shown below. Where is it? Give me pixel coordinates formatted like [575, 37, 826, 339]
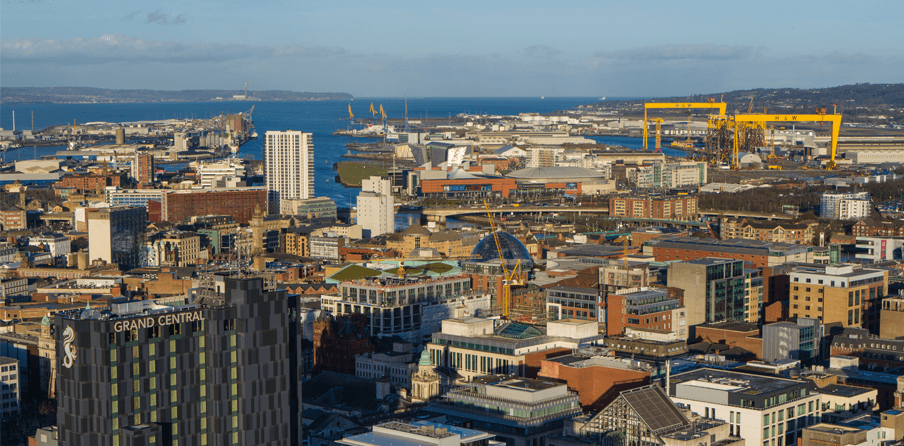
[669, 369, 822, 446]
[357, 175, 394, 237]
[264, 130, 314, 214]
[821, 192, 871, 220]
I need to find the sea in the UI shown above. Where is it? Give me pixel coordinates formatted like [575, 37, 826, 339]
[0, 97, 678, 216]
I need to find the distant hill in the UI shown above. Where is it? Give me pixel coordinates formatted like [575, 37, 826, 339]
[584, 83, 904, 122]
[0, 87, 353, 104]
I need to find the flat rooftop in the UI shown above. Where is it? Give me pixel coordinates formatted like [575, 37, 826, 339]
[474, 374, 563, 391]
[817, 384, 875, 398]
[672, 368, 807, 396]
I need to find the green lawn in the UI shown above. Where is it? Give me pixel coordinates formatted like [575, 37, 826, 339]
[336, 162, 389, 187]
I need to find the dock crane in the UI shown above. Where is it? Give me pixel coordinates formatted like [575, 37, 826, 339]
[380, 104, 389, 139]
[731, 113, 843, 170]
[369, 103, 378, 125]
[651, 118, 664, 153]
[484, 201, 522, 319]
[643, 102, 727, 151]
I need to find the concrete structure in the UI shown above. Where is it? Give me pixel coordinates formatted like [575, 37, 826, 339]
[355, 343, 418, 391]
[54, 277, 305, 446]
[196, 159, 245, 188]
[337, 420, 502, 446]
[357, 176, 394, 237]
[668, 258, 747, 327]
[86, 206, 146, 270]
[281, 196, 337, 218]
[669, 368, 823, 446]
[880, 296, 904, 339]
[609, 195, 698, 220]
[789, 264, 887, 330]
[149, 230, 201, 267]
[855, 236, 904, 262]
[0, 356, 20, 420]
[0, 277, 30, 298]
[321, 274, 489, 342]
[762, 320, 820, 364]
[425, 318, 604, 382]
[628, 162, 708, 189]
[527, 148, 561, 168]
[264, 130, 314, 213]
[430, 374, 581, 446]
[387, 224, 479, 258]
[546, 285, 600, 322]
[821, 192, 871, 220]
[29, 233, 71, 258]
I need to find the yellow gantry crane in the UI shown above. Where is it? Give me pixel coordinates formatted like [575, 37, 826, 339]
[643, 101, 728, 151]
[731, 113, 842, 169]
[484, 201, 522, 319]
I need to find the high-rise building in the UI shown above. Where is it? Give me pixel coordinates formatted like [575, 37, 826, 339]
[54, 276, 304, 446]
[131, 152, 155, 186]
[0, 356, 20, 419]
[87, 206, 146, 270]
[357, 175, 394, 237]
[264, 130, 314, 214]
[668, 258, 747, 328]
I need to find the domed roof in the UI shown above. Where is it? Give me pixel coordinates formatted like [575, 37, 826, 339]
[471, 231, 532, 265]
[418, 348, 432, 366]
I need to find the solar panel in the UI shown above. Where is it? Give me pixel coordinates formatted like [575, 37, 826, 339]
[621, 386, 688, 433]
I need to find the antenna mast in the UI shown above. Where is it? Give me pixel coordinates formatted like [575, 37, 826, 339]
[404, 95, 411, 133]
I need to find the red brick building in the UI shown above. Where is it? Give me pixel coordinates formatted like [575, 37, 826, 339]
[312, 313, 374, 376]
[605, 287, 683, 337]
[694, 322, 763, 359]
[0, 203, 26, 230]
[54, 173, 126, 194]
[609, 195, 697, 220]
[147, 188, 268, 224]
[538, 354, 651, 410]
[852, 218, 904, 237]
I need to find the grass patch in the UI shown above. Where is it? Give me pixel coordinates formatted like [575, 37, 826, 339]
[336, 162, 389, 187]
[386, 267, 423, 276]
[421, 262, 454, 273]
[331, 264, 381, 281]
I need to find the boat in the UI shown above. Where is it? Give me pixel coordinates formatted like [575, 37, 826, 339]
[599, 97, 606, 100]
[541, 96, 545, 99]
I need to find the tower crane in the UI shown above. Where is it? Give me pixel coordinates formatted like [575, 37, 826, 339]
[484, 201, 523, 319]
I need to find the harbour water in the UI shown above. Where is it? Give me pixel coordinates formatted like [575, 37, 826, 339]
[1, 97, 673, 208]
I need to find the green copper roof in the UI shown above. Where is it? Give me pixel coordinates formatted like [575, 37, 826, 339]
[418, 348, 432, 366]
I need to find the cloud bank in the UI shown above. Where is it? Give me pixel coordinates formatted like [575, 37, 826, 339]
[1, 36, 901, 97]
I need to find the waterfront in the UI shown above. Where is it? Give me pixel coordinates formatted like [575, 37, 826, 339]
[2, 98, 613, 206]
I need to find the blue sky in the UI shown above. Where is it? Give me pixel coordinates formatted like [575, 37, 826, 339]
[2, 0, 902, 97]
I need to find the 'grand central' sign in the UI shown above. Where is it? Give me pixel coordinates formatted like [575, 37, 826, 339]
[113, 311, 206, 332]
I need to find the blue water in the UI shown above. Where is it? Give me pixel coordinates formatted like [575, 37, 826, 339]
[1, 97, 667, 207]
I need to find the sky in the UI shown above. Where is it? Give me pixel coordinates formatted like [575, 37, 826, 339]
[1, 0, 903, 97]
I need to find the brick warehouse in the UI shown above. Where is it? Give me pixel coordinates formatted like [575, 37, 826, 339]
[147, 188, 268, 224]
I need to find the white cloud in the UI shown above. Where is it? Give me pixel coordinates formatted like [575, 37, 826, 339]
[0, 34, 346, 64]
